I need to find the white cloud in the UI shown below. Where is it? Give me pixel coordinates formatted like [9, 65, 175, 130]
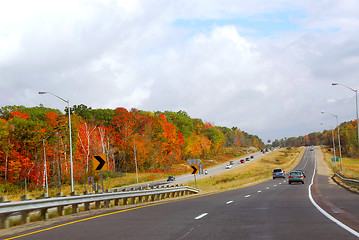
[1, 0, 359, 141]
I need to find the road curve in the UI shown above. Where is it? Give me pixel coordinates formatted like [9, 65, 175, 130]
[3, 147, 359, 240]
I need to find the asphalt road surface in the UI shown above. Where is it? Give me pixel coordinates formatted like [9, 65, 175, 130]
[4, 148, 359, 240]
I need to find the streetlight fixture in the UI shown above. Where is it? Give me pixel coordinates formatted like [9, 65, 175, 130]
[332, 82, 359, 149]
[321, 111, 343, 171]
[321, 123, 337, 165]
[39, 92, 74, 193]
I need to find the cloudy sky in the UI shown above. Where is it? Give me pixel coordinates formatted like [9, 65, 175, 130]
[1, 0, 359, 142]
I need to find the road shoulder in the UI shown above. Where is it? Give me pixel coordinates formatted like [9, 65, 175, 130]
[311, 147, 359, 233]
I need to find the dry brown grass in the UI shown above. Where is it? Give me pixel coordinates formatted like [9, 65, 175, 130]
[321, 146, 359, 179]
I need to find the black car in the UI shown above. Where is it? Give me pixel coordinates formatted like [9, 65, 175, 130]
[167, 176, 175, 181]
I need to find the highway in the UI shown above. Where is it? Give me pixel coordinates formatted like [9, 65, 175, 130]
[3, 147, 359, 240]
[115, 150, 265, 190]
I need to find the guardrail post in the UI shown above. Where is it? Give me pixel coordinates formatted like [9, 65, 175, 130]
[104, 200, 110, 208]
[95, 201, 101, 209]
[84, 202, 90, 211]
[72, 204, 79, 213]
[114, 198, 119, 206]
[40, 208, 49, 220]
[21, 194, 29, 201]
[0, 196, 8, 203]
[0, 213, 11, 229]
[21, 210, 31, 224]
[123, 197, 128, 205]
[57, 206, 65, 216]
[130, 197, 136, 204]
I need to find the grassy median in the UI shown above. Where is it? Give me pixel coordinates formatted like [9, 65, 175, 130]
[187, 147, 304, 192]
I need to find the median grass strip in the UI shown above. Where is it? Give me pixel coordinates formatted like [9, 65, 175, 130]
[187, 147, 304, 192]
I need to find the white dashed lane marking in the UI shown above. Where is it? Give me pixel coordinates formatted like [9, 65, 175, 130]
[245, 195, 251, 198]
[195, 213, 208, 220]
[226, 201, 233, 205]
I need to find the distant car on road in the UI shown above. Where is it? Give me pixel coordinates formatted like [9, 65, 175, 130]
[225, 164, 232, 169]
[229, 161, 234, 165]
[240, 159, 245, 164]
[167, 176, 175, 181]
[250, 155, 254, 159]
[288, 171, 304, 184]
[245, 157, 250, 161]
[272, 168, 285, 179]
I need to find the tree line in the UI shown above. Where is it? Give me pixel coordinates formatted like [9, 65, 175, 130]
[270, 119, 358, 157]
[0, 105, 264, 189]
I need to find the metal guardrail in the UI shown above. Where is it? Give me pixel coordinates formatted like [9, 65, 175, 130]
[333, 173, 359, 185]
[0, 185, 199, 229]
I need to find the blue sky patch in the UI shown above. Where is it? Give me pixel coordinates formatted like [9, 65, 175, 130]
[173, 10, 307, 37]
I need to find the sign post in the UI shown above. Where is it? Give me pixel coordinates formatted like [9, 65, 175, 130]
[187, 159, 202, 188]
[92, 154, 108, 193]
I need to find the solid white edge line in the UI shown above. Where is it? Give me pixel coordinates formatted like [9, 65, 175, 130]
[194, 213, 208, 220]
[308, 149, 359, 237]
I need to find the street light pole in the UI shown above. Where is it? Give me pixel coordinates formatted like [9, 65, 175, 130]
[332, 83, 359, 149]
[321, 111, 343, 171]
[39, 92, 74, 193]
[321, 123, 337, 166]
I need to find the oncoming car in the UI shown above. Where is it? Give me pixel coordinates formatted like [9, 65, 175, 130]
[225, 164, 232, 169]
[167, 176, 175, 181]
[288, 171, 304, 184]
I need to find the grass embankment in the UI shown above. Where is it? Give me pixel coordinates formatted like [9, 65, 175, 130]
[321, 146, 359, 179]
[187, 147, 304, 192]
[321, 146, 359, 191]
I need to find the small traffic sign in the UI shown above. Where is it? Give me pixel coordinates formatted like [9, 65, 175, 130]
[92, 154, 108, 171]
[92, 183, 101, 192]
[191, 165, 198, 174]
[187, 159, 201, 165]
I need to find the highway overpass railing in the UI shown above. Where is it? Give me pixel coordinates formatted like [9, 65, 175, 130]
[0, 185, 199, 229]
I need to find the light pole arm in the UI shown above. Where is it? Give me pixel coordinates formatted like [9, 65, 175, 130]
[39, 92, 69, 103]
